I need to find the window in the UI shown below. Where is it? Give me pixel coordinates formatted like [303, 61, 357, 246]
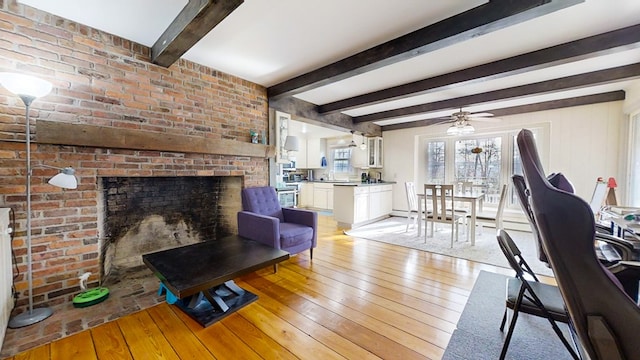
[419, 125, 548, 210]
[629, 112, 640, 206]
[425, 140, 445, 183]
[454, 137, 502, 188]
[332, 147, 351, 173]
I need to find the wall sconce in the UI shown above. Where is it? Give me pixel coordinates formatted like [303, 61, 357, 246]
[0, 72, 76, 327]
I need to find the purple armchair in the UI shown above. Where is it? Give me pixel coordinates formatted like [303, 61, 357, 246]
[237, 187, 317, 270]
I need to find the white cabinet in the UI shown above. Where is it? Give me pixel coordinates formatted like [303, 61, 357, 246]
[313, 183, 333, 210]
[367, 137, 383, 168]
[295, 139, 308, 169]
[333, 184, 392, 228]
[306, 138, 327, 169]
[369, 184, 393, 219]
[351, 134, 368, 169]
[299, 182, 313, 207]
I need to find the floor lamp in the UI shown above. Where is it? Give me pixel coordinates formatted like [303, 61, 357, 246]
[0, 72, 78, 328]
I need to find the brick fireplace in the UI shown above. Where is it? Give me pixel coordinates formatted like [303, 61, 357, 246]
[0, 3, 271, 313]
[99, 175, 242, 285]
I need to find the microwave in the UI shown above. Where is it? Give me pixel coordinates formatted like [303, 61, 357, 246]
[282, 160, 296, 170]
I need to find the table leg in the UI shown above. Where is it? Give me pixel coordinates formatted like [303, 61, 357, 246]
[470, 200, 477, 246]
[203, 289, 230, 313]
[224, 280, 245, 296]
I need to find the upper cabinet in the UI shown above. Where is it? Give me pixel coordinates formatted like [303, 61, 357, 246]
[306, 138, 327, 169]
[367, 137, 383, 168]
[351, 134, 368, 168]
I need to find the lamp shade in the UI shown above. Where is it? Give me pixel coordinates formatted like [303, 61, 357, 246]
[48, 167, 78, 189]
[0, 72, 52, 98]
[283, 135, 300, 151]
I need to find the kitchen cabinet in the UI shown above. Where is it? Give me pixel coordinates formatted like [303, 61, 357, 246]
[367, 137, 383, 168]
[293, 139, 308, 169]
[351, 134, 368, 168]
[333, 184, 392, 229]
[306, 138, 327, 169]
[313, 183, 333, 210]
[298, 182, 313, 207]
[369, 184, 393, 219]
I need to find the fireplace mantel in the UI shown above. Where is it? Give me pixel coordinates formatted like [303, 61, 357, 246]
[36, 120, 275, 158]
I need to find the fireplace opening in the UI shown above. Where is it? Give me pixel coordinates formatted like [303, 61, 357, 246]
[99, 176, 242, 285]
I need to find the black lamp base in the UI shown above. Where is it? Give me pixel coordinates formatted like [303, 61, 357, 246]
[8, 307, 53, 328]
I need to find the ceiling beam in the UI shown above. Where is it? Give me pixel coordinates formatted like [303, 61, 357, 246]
[267, 0, 582, 100]
[323, 23, 640, 115]
[353, 62, 640, 123]
[152, 0, 243, 67]
[269, 97, 381, 137]
[381, 91, 625, 131]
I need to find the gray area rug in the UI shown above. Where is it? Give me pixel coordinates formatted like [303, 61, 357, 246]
[344, 216, 553, 277]
[443, 270, 574, 360]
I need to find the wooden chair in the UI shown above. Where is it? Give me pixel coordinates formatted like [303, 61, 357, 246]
[404, 182, 420, 232]
[467, 183, 508, 236]
[424, 184, 465, 247]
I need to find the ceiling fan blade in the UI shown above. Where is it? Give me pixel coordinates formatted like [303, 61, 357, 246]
[470, 117, 501, 122]
[467, 112, 494, 117]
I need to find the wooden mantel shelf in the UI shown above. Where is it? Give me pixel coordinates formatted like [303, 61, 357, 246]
[36, 120, 275, 158]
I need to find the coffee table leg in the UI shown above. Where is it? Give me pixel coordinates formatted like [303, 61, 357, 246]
[224, 280, 245, 295]
[203, 290, 230, 312]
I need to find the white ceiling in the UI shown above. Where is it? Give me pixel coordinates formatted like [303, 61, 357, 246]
[18, 0, 640, 130]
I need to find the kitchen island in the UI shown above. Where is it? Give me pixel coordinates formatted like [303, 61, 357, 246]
[332, 182, 394, 229]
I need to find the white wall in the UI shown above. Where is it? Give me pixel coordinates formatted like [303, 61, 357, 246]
[383, 101, 628, 212]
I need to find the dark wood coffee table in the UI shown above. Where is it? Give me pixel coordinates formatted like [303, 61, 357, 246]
[142, 235, 289, 327]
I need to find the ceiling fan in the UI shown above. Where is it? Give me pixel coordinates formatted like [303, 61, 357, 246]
[439, 108, 500, 135]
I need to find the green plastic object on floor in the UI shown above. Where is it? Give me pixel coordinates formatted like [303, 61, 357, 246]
[72, 272, 109, 308]
[73, 287, 110, 308]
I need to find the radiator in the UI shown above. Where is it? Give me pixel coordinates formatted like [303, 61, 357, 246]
[0, 208, 13, 350]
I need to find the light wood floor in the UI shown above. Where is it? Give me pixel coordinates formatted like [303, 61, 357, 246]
[7, 216, 515, 360]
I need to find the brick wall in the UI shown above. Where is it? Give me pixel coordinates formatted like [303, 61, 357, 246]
[0, 2, 269, 310]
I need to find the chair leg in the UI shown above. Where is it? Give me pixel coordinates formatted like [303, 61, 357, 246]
[500, 307, 520, 360]
[310, 248, 313, 260]
[500, 308, 508, 331]
[273, 263, 278, 273]
[406, 210, 410, 232]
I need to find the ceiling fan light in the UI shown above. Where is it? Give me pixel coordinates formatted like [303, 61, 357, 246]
[446, 125, 460, 136]
[461, 124, 475, 134]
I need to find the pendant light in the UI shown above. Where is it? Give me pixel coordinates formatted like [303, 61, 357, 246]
[359, 133, 367, 150]
[348, 130, 357, 148]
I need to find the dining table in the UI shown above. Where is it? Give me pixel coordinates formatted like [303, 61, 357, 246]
[417, 191, 485, 245]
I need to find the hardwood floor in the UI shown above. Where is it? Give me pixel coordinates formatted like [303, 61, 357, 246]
[6, 216, 515, 360]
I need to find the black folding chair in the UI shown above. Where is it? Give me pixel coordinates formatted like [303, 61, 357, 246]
[496, 229, 579, 360]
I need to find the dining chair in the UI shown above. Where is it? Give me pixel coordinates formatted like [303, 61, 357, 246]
[404, 181, 420, 232]
[424, 184, 465, 247]
[496, 229, 579, 360]
[467, 183, 508, 237]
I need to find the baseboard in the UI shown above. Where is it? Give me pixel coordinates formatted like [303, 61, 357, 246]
[389, 210, 531, 233]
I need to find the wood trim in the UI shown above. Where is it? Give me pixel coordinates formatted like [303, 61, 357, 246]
[267, 0, 583, 100]
[354, 63, 640, 123]
[381, 91, 626, 131]
[323, 23, 640, 115]
[35, 120, 275, 158]
[152, 0, 244, 67]
[269, 96, 382, 137]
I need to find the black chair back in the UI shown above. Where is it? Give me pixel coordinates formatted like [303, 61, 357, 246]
[517, 128, 640, 360]
[512, 174, 549, 265]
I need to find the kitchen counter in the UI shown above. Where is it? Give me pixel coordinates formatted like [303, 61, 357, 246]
[305, 180, 396, 186]
[333, 183, 393, 229]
